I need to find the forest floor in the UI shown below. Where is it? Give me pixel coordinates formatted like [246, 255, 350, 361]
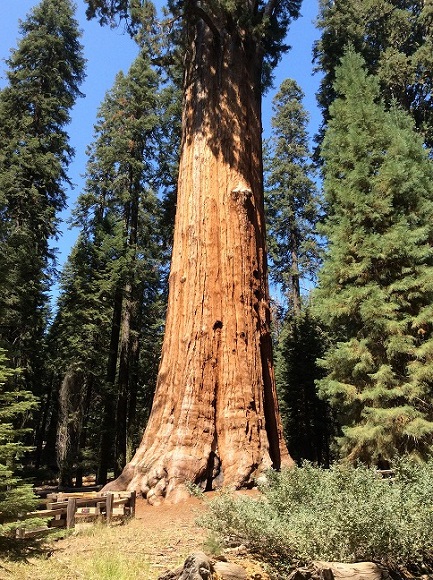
[0, 490, 269, 580]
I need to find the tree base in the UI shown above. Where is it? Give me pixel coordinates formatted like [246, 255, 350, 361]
[102, 448, 293, 503]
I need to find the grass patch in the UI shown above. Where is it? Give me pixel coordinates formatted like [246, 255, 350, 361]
[0, 518, 184, 579]
[79, 552, 152, 580]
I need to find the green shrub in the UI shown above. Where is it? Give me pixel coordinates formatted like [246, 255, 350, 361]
[0, 349, 41, 556]
[201, 460, 433, 572]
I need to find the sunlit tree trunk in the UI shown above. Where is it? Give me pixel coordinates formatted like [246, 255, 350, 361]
[57, 369, 89, 487]
[106, 14, 293, 502]
[115, 285, 132, 477]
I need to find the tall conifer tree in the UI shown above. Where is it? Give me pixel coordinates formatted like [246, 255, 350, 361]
[51, 50, 173, 485]
[264, 78, 320, 314]
[264, 79, 329, 463]
[314, 0, 433, 148]
[314, 50, 433, 462]
[0, 0, 85, 415]
[49, 236, 111, 485]
[86, 0, 301, 503]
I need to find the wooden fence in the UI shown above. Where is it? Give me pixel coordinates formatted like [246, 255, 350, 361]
[16, 490, 136, 538]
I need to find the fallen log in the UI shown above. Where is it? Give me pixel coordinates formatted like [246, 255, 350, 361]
[288, 561, 389, 580]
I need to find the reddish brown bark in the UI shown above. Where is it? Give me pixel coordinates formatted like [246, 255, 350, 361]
[105, 13, 293, 502]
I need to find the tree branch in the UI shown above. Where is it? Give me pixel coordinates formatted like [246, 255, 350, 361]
[191, 3, 221, 39]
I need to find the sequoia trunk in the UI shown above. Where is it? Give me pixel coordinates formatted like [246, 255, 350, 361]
[106, 15, 293, 502]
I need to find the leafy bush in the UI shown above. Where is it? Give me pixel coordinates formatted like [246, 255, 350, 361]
[201, 460, 433, 572]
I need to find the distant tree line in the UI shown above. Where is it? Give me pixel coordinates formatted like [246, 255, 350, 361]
[1, 0, 433, 508]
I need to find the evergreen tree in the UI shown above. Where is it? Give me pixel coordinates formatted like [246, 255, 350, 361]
[314, 0, 433, 148]
[0, 349, 40, 550]
[264, 78, 321, 314]
[264, 80, 329, 462]
[51, 50, 173, 485]
[49, 236, 111, 485]
[313, 50, 433, 463]
[0, 0, 85, 446]
[156, 82, 182, 247]
[275, 310, 333, 466]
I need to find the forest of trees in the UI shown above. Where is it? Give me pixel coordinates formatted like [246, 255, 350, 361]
[1, 0, 433, 510]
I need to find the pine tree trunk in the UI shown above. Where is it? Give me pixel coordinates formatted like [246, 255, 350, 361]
[97, 287, 122, 485]
[115, 181, 140, 476]
[290, 228, 301, 316]
[34, 371, 55, 468]
[115, 282, 133, 477]
[126, 295, 141, 462]
[105, 17, 293, 501]
[57, 369, 88, 487]
[75, 374, 93, 487]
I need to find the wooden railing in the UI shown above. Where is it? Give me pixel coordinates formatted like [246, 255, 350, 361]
[16, 490, 136, 538]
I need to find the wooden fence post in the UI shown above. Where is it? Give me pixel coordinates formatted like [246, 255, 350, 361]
[106, 492, 113, 524]
[66, 497, 77, 529]
[17, 527, 25, 539]
[129, 491, 136, 518]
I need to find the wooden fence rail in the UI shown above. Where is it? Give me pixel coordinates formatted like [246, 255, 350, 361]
[16, 490, 136, 538]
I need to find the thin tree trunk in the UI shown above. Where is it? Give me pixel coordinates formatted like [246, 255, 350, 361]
[75, 374, 93, 487]
[115, 180, 140, 476]
[57, 369, 87, 487]
[290, 227, 301, 316]
[105, 16, 293, 501]
[115, 282, 132, 477]
[97, 287, 122, 485]
[34, 371, 54, 468]
[39, 392, 58, 471]
[126, 294, 142, 463]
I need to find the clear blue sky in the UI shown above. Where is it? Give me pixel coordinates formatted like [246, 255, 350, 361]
[0, 0, 321, 299]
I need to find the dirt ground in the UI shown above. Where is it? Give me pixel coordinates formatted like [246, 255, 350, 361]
[133, 494, 211, 574]
[127, 490, 266, 577]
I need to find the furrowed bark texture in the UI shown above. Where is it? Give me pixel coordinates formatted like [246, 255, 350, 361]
[106, 14, 293, 502]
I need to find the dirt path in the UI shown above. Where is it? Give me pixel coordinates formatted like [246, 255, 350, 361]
[132, 495, 210, 575]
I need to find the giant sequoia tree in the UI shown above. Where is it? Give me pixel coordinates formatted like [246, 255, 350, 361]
[87, 0, 300, 501]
